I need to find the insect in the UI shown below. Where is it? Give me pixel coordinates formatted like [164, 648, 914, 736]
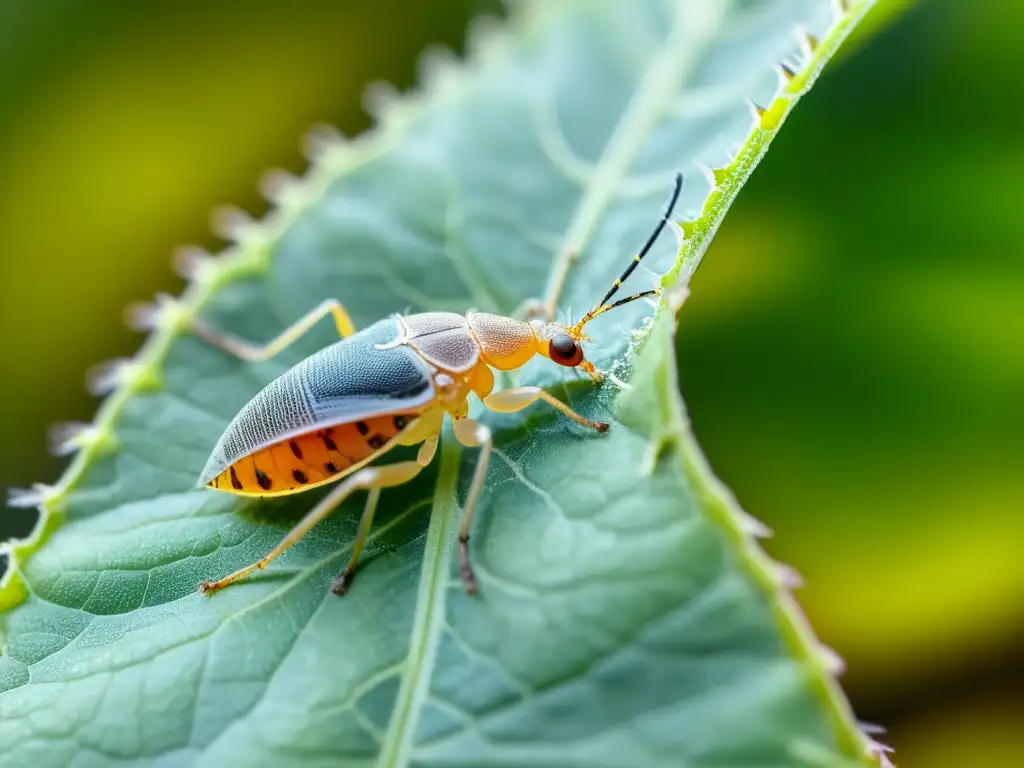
[195, 172, 683, 597]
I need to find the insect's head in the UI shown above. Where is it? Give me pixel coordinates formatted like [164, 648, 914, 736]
[532, 320, 599, 380]
[535, 172, 684, 383]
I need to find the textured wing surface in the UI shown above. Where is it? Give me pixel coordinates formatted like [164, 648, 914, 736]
[198, 317, 434, 485]
[401, 311, 480, 373]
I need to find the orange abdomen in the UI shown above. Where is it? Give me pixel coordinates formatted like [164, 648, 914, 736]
[208, 412, 416, 496]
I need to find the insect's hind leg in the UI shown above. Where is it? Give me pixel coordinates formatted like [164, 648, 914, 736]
[199, 460, 424, 596]
[190, 298, 357, 362]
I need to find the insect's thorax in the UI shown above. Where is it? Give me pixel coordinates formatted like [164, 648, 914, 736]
[398, 312, 480, 373]
[465, 311, 539, 370]
[391, 311, 491, 415]
[396, 309, 539, 419]
[397, 310, 540, 372]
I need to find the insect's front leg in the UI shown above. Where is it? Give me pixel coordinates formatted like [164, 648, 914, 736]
[483, 387, 608, 432]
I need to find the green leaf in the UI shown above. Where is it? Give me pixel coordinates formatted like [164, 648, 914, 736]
[1, 2, 887, 766]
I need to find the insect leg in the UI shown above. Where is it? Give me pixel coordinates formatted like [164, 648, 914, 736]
[395, 408, 444, 465]
[451, 417, 493, 596]
[330, 411, 443, 594]
[190, 298, 357, 362]
[510, 297, 547, 322]
[329, 487, 380, 595]
[199, 460, 424, 595]
[483, 387, 608, 432]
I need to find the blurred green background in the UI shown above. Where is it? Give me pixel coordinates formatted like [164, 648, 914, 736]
[1, 1, 1020, 765]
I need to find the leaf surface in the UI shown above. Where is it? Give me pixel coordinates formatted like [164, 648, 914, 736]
[0, 2, 885, 766]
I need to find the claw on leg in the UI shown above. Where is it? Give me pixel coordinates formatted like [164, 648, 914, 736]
[452, 418, 493, 598]
[330, 570, 354, 596]
[458, 535, 478, 596]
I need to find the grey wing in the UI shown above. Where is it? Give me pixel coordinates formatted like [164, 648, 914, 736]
[198, 316, 435, 485]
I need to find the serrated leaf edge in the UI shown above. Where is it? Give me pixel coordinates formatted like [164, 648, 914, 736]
[654, 1, 893, 765]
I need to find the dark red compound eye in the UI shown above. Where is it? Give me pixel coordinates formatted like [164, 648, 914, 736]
[549, 333, 583, 366]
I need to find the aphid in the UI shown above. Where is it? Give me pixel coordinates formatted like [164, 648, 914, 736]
[195, 173, 683, 597]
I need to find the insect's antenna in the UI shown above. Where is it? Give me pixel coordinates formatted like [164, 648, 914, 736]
[570, 288, 661, 327]
[595, 288, 660, 314]
[573, 172, 683, 333]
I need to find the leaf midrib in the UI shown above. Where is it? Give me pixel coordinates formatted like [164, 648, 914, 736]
[376, 439, 461, 767]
